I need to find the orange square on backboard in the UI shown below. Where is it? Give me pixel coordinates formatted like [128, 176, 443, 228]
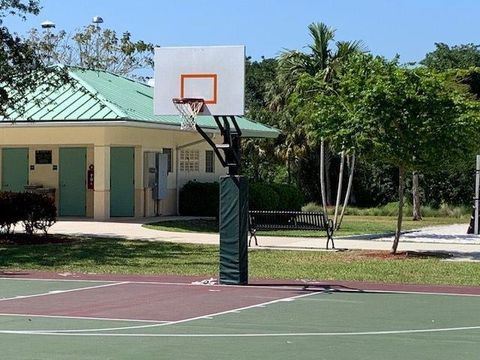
[180, 74, 218, 104]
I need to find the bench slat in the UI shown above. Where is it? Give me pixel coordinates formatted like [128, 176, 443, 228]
[248, 210, 334, 249]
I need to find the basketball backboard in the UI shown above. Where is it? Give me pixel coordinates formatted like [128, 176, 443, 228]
[154, 46, 245, 116]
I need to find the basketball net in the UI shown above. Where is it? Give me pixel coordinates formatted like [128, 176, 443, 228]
[172, 98, 205, 131]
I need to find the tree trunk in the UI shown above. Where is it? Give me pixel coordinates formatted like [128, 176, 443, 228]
[337, 153, 356, 230]
[412, 171, 422, 221]
[320, 140, 328, 219]
[392, 166, 405, 254]
[287, 156, 291, 184]
[324, 145, 332, 205]
[333, 151, 345, 229]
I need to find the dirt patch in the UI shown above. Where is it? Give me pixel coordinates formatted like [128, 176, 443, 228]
[351, 250, 453, 260]
[0, 233, 79, 245]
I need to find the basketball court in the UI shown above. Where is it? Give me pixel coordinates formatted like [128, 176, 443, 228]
[0, 272, 479, 359]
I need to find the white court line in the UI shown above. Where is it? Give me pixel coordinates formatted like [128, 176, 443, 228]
[2, 277, 480, 297]
[3, 325, 480, 337]
[0, 282, 128, 302]
[0, 313, 168, 324]
[0, 277, 118, 284]
[20, 292, 319, 334]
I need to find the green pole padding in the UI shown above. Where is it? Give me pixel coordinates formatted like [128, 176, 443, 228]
[219, 175, 248, 285]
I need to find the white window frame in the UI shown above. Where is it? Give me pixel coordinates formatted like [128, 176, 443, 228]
[179, 150, 199, 172]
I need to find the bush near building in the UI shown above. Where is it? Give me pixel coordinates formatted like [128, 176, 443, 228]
[0, 192, 56, 236]
[179, 181, 304, 216]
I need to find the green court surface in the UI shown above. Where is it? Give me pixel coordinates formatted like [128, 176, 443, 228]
[0, 278, 479, 359]
[0, 278, 110, 299]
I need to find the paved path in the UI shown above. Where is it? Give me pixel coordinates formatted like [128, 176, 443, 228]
[48, 218, 480, 260]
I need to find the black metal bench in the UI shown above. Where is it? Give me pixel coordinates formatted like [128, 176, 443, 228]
[248, 210, 335, 249]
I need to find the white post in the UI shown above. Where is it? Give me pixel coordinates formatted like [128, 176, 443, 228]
[475, 155, 480, 235]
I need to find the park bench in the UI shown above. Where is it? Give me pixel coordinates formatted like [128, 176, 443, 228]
[248, 210, 335, 249]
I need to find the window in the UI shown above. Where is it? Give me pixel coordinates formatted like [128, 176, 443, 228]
[205, 150, 215, 173]
[162, 148, 172, 172]
[179, 150, 199, 172]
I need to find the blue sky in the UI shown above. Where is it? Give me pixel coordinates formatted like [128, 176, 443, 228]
[5, 0, 480, 66]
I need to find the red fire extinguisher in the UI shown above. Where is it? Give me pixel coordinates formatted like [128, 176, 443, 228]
[87, 164, 94, 189]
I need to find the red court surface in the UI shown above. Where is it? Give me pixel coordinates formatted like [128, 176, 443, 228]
[1, 271, 480, 360]
[0, 270, 479, 325]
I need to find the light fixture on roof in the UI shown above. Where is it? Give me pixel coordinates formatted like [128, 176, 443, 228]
[92, 16, 104, 24]
[41, 20, 56, 66]
[92, 16, 104, 70]
[41, 20, 56, 29]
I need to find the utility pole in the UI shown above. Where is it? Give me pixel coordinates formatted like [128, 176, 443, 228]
[475, 155, 480, 235]
[92, 16, 104, 69]
[40, 20, 55, 65]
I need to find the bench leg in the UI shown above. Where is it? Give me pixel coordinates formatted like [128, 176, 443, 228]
[248, 231, 258, 247]
[326, 219, 335, 250]
[326, 235, 335, 250]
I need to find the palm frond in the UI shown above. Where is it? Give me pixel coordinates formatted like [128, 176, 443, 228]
[307, 22, 335, 71]
[278, 50, 314, 79]
[334, 40, 368, 60]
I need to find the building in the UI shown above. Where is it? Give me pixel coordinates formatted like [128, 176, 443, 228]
[0, 68, 279, 220]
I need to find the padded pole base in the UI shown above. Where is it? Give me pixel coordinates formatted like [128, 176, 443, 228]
[219, 175, 248, 285]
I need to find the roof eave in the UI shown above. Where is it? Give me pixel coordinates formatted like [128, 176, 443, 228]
[0, 118, 280, 138]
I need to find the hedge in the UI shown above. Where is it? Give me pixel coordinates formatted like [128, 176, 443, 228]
[0, 192, 57, 236]
[179, 181, 219, 217]
[250, 183, 304, 211]
[179, 181, 304, 215]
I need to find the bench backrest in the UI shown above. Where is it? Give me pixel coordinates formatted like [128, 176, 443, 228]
[248, 211, 328, 231]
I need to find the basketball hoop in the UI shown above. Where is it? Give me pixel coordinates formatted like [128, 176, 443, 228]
[172, 98, 205, 130]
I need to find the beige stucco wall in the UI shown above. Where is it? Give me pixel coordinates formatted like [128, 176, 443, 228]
[0, 123, 227, 220]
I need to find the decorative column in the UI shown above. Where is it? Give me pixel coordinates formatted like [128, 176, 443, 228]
[93, 145, 110, 220]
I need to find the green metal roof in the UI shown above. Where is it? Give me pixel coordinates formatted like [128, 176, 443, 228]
[1, 68, 279, 138]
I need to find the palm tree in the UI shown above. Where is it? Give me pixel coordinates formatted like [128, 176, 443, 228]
[270, 22, 367, 220]
[274, 113, 308, 183]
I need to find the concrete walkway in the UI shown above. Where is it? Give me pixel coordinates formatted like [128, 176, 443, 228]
[48, 218, 480, 260]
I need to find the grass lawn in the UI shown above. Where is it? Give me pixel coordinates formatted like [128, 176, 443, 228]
[143, 215, 469, 237]
[0, 236, 479, 286]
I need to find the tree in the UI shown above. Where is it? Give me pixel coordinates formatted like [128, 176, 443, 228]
[294, 54, 480, 253]
[0, 0, 68, 117]
[421, 43, 480, 70]
[272, 22, 366, 220]
[27, 24, 154, 77]
[242, 57, 284, 182]
[245, 56, 278, 112]
[419, 43, 480, 219]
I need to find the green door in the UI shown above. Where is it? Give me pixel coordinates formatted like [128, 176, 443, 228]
[110, 147, 135, 217]
[59, 148, 86, 216]
[2, 148, 29, 192]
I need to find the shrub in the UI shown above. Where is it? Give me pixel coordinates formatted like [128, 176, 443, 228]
[0, 192, 23, 234]
[249, 183, 280, 210]
[20, 193, 57, 235]
[0, 192, 57, 236]
[179, 181, 219, 217]
[271, 184, 304, 211]
[179, 181, 305, 214]
[301, 202, 323, 212]
[337, 202, 470, 218]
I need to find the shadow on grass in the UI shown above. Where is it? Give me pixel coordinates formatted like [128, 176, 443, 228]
[144, 219, 327, 238]
[0, 236, 218, 273]
[144, 219, 219, 233]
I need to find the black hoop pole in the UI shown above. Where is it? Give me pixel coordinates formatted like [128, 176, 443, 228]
[194, 114, 248, 285]
[195, 115, 242, 176]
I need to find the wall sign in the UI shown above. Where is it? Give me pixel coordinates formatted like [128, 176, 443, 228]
[35, 150, 52, 164]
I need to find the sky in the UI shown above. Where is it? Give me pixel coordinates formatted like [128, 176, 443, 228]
[5, 0, 480, 69]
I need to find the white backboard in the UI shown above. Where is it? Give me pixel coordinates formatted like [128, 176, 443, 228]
[154, 46, 245, 116]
